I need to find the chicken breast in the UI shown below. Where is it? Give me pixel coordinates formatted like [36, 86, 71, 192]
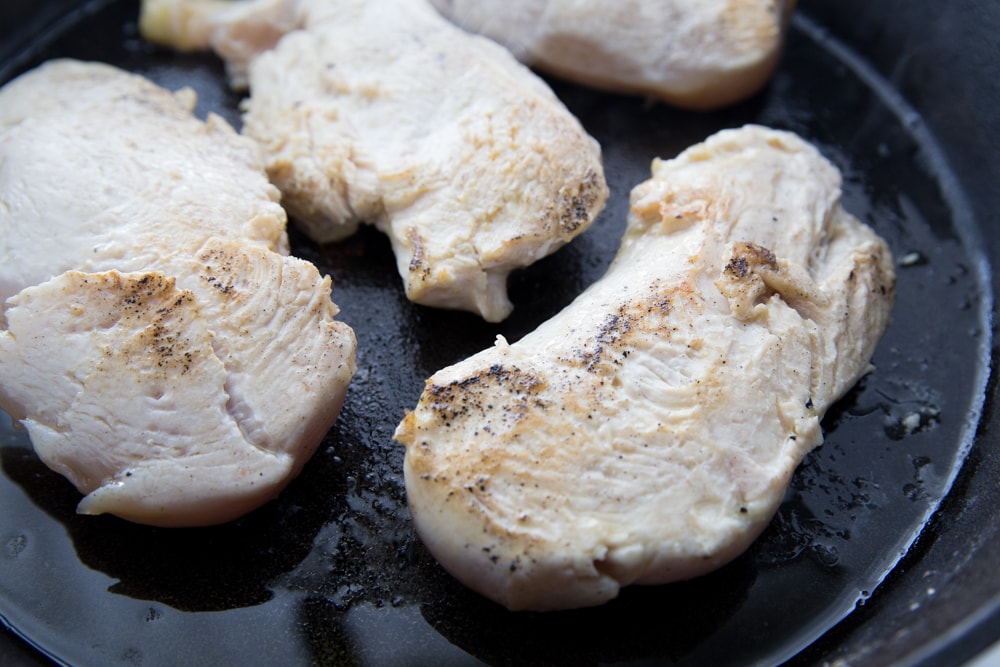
[140, 0, 608, 322]
[0, 60, 357, 527]
[429, 0, 797, 111]
[395, 126, 896, 611]
[0, 59, 288, 302]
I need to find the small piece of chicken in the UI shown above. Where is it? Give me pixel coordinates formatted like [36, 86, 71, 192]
[429, 0, 797, 111]
[0, 60, 357, 527]
[395, 126, 895, 611]
[0, 59, 288, 302]
[140, 0, 609, 322]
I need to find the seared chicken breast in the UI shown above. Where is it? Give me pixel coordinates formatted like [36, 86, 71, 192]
[140, 0, 608, 322]
[0, 59, 288, 302]
[430, 0, 797, 110]
[395, 126, 895, 610]
[0, 60, 357, 527]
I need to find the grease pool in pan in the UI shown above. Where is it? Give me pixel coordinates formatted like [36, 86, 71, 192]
[0, 2, 991, 665]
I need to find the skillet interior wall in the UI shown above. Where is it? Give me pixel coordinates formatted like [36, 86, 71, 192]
[791, 0, 1000, 665]
[0, 0, 85, 67]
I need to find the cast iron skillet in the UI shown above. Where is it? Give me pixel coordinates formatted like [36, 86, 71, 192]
[0, 1, 996, 665]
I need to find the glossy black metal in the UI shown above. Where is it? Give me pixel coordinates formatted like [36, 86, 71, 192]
[0, 1, 996, 665]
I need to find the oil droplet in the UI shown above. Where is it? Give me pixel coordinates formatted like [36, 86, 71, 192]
[812, 543, 840, 567]
[884, 404, 941, 440]
[899, 251, 927, 267]
[6, 534, 27, 558]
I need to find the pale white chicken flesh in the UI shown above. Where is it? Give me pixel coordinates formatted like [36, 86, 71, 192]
[0, 59, 289, 302]
[430, 0, 797, 111]
[0, 60, 357, 527]
[395, 126, 896, 611]
[140, 0, 609, 322]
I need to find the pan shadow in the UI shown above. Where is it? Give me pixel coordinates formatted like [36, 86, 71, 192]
[292, 542, 757, 667]
[0, 425, 356, 612]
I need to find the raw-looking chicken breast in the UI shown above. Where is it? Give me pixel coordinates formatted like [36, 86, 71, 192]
[430, 0, 797, 111]
[140, 0, 609, 322]
[0, 60, 357, 527]
[395, 126, 896, 611]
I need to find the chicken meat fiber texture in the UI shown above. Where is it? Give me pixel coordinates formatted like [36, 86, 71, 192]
[430, 0, 798, 111]
[0, 60, 357, 527]
[395, 126, 896, 611]
[139, 0, 609, 322]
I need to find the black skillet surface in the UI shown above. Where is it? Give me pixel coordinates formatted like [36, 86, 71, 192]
[0, 1, 993, 665]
